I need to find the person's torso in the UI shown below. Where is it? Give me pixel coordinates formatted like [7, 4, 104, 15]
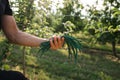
[0, 0, 8, 65]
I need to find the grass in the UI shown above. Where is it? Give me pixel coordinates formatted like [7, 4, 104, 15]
[23, 48, 120, 80]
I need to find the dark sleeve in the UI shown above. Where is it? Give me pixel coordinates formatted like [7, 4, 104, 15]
[4, 0, 13, 15]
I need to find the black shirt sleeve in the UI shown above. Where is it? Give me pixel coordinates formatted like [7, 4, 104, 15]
[0, 0, 13, 29]
[4, 0, 13, 15]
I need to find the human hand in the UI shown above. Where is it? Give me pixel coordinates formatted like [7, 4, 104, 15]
[50, 36, 64, 50]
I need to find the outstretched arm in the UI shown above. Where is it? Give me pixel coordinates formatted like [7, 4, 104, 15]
[1, 15, 64, 48]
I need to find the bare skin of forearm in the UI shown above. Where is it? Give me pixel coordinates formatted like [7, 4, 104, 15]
[9, 30, 48, 47]
[1, 15, 48, 47]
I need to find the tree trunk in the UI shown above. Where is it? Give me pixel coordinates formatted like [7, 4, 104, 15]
[22, 47, 26, 76]
[112, 41, 117, 57]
